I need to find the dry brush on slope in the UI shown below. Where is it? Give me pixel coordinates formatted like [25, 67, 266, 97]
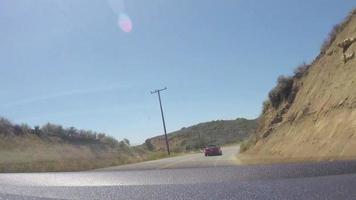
[241, 8, 356, 161]
[0, 117, 161, 172]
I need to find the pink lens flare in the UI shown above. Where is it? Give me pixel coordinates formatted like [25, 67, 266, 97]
[118, 14, 132, 33]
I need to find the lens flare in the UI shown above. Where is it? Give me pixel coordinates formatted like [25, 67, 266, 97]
[118, 13, 132, 33]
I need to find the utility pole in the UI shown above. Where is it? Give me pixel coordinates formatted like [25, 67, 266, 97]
[151, 87, 170, 156]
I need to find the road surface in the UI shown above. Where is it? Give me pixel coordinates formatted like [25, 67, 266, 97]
[1, 145, 356, 199]
[96, 145, 242, 171]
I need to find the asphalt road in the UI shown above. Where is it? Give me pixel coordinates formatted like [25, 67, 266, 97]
[1, 145, 356, 199]
[96, 145, 242, 171]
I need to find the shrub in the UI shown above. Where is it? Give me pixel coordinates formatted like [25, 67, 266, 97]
[0, 118, 14, 135]
[268, 75, 294, 108]
[145, 139, 154, 151]
[101, 136, 119, 148]
[262, 100, 271, 114]
[320, 24, 340, 54]
[33, 126, 41, 135]
[13, 125, 24, 135]
[20, 124, 32, 134]
[320, 8, 356, 55]
[123, 138, 130, 146]
[41, 123, 65, 137]
[119, 139, 130, 149]
[294, 62, 311, 79]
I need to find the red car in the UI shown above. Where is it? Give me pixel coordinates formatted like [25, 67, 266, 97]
[204, 145, 222, 156]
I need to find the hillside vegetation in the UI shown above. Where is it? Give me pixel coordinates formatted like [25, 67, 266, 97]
[0, 118, 163, 172]
[145, 118, 257, 152]
[0, 117, 256, 172]
[242, 9, 356, 161]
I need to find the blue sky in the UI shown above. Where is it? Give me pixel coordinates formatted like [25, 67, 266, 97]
[0, 0, 355, 144]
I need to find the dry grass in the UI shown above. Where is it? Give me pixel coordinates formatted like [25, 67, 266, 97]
[0, 118, 171, 172]
[0, 148, 169, 173]
[0, 135, 166, 172]
[239, 135, 258, 153]
[238, 153, 356, 165]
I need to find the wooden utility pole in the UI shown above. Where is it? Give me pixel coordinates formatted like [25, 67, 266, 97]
[151, 87, 170, 156]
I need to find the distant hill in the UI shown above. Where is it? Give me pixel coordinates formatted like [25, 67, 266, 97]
[145, 118, 258, 152]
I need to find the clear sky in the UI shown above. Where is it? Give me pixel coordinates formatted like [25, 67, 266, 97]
[0, 0, 355, 144]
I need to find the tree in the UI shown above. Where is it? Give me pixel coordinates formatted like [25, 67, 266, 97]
[145, 139, 154, 151]
[33, 126, 41, 136]
[41, 123, 65, 137]
[123, 138, 130, 146]
[101, 136, 119, 148]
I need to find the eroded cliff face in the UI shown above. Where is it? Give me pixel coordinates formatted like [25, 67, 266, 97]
[248, 9, 356, 159]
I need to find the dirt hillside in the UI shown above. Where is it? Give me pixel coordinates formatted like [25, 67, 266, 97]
[246, 9, 356, 160]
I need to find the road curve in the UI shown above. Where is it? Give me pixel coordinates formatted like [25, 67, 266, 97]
[96, 145, 241, 171]
[1, 145, 356, 199]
